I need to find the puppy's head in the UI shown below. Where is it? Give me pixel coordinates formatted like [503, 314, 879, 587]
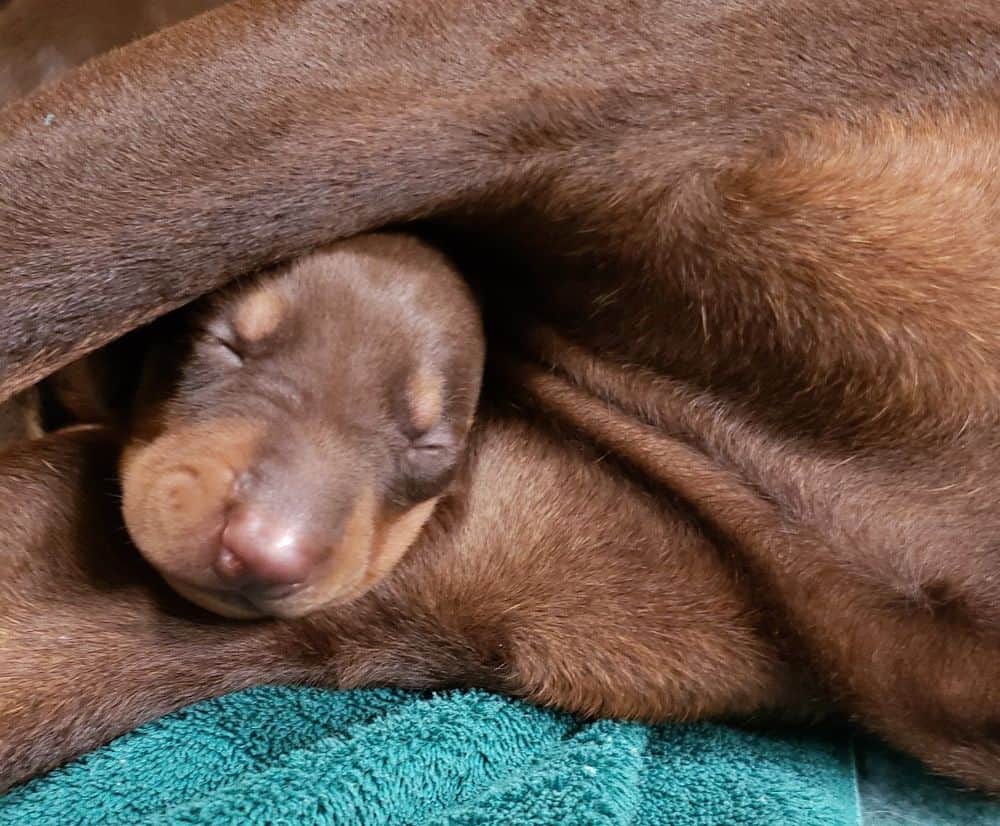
[121, 234, 484, 619]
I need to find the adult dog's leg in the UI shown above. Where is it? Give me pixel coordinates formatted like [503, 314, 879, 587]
[0, 0, 569, 396]
[5, 0, 997, 400]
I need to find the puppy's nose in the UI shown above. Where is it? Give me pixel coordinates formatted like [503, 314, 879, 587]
[215, 507, 320, 592]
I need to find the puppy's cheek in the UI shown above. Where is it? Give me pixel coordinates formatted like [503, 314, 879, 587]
[120, 418, 262, 583]
[121, 453, 228, 578]
[267, 487, 378, 618]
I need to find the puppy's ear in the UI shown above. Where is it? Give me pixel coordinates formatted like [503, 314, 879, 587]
[396, 418, 466, 504]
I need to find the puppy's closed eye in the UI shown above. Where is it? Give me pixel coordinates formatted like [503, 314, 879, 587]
[395, 425, 461, 504]
[196, 321, 244, 367]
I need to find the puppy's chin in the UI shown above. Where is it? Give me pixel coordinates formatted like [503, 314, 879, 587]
[165, 577, 268, 620]
[164, 574, 366, 621]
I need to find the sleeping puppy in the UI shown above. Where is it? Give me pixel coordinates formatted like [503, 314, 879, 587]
[2, 5, 489, 627]
[117, 233, 484, 619]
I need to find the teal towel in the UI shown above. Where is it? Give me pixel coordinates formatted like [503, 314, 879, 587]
[1, 687, 996, 825]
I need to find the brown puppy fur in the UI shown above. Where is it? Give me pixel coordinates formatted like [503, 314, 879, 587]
[0, 419, 811, 793]
[120, 233, 484, 619]
[2, 0, 1000, 796]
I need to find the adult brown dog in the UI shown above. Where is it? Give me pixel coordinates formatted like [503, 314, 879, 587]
[2, 0, 1000, 795]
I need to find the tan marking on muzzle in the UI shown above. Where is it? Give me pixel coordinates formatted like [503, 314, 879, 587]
[313, 485, 378, 595]
[120, 417, 264, 582]
[164, 577, 263, 621]
[362, 496, 440, 590]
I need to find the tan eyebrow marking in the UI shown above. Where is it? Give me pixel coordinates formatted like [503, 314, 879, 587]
[233, 288, 287, 342]
[407, 368, 444, 433]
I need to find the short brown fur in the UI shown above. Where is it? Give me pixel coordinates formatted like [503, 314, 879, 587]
[2, 0, 1000, 797]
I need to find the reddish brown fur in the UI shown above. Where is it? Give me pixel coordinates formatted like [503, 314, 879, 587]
[0, 0, 228, 440]
[0, 421, 812, 791]
[1, 0, 1000, 797]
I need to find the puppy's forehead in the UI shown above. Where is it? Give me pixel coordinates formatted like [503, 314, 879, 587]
[218, 251, 444, 384]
